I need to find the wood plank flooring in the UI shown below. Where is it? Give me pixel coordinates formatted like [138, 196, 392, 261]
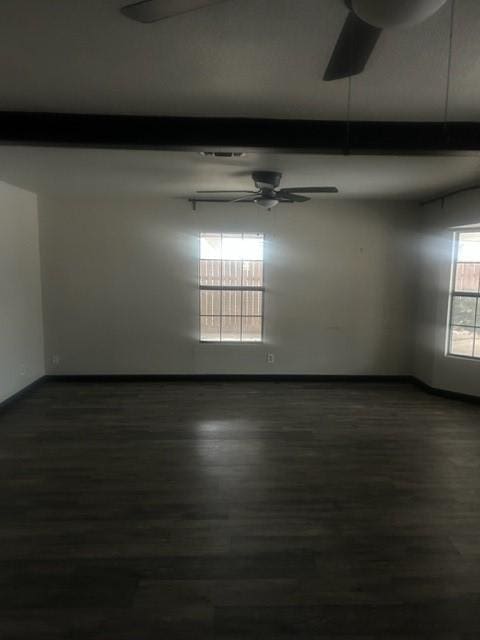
[0, 380, 480, 638]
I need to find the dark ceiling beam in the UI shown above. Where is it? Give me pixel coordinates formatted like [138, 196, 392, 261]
[1, 111, 480, 154]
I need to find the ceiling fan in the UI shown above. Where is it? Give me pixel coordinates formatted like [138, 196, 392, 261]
[189, 171, 338, 210]
[121, 0, 449, 81]
[324, 0, 450, 81]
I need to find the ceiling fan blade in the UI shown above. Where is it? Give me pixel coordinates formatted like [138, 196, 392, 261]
[188, 196, 253, 204]
[190, 197, 239, 203]
[196, 190, 256, 194]
[280, 187, 339, 194]
[232, 194, 260, 203]
[121, 0, 227, 23]
[323, 11, 381, 81]
[278, 193, 310, 203]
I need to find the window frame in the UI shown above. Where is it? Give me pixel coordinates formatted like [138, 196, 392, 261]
[446, 229, 480, 360]
[198, 233, 265, 344]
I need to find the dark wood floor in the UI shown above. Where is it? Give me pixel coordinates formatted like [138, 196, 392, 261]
[1, 380, 480, 638]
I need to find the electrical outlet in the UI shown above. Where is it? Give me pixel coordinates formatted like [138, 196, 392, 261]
[19, 364, 27, 376]
[52, 354, 61, 366]
[267, 353, 275, 364]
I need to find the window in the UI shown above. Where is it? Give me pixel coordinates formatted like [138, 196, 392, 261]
[200, 233, 264, 342]
[448, 230, 480, 358]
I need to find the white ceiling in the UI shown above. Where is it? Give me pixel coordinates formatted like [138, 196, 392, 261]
[0, 0, 479, 121]
[0, 146, 479, 201]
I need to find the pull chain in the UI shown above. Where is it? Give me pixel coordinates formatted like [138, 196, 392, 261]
[443, 0, 456, 138]
[345, 74, 352, 154]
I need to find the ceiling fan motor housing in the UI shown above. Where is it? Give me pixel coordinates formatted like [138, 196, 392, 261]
[351, 0, 448, 29]
[252, 171, 282, 191]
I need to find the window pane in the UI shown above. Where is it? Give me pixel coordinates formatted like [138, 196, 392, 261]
[201, 316, 220, 342]
[475, 330, 480, 358]
[243, 291, 263, 317]
[242, 317, 262, 342]
[222, 234, 243, 260]
[222, 260, 242, 286]
[243, 260, 263, 287]
[222, 290, 242, 316]
[200, 234, 221, 259]
[450, 326, 474, 356]
[199, 233, 264, 344]
[243, 234, 264, 260]
[200, 290, 220, 316]
[455, 262, 480, 293]
[200, 259, 221, 286]
[451, 296, 476, 326]
[458, 232, 480, 262]
[221, 316, 241, 341]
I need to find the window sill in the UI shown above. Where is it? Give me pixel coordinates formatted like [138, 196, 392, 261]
[445, 353, 480, 363]
[199, 341, 264, 345]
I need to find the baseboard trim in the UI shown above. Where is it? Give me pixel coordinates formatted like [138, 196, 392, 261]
[0, 376, 47, 414]
[47, 374, 413, 383]
[411, 376, 480, 404]
[4, 375, 479, 406]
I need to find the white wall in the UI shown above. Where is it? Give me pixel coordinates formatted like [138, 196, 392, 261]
[414, 190, 480, 397]
[38, 195, 416, 376]
[2, 171, 478, 392]
[0, 181, 44, 402]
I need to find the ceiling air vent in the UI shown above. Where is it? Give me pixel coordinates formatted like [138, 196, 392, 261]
[199, 152, 246, 159]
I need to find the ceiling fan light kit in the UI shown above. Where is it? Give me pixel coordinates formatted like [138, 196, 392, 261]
[254, 198, 279, 210]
